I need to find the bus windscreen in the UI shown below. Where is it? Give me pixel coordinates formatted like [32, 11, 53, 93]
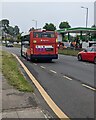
[33, 32, 55, 38]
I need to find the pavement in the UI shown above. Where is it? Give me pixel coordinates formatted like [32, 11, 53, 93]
[1, 73, 48, 119]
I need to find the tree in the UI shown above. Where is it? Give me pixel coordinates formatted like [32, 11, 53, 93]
[14, 25, 20, 36]
[7, 26, 14, 36]
[91, 24, 96, 28]
[0, 19, 20, 36]
[91, 24, 96, 39]
[0, 19, 21, 42]
[0, 19, 10, 34]
[1, 19, 9, 28]
[0, 21, 2, 27]
[59, 21, 71, 29]
[43, 23, 56, 31]
[29, 27, 35, 32]
[17, 33, 21, 42]
[1, 19, 9, 33]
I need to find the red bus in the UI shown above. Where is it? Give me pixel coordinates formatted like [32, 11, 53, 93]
[21, 29, 58, 61]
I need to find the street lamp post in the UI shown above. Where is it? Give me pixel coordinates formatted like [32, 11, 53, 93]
[81, 6, 88, 28]
[32, 20, 37, 29]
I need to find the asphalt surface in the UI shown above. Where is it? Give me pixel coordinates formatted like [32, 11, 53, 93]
[2, 46, 95, 119]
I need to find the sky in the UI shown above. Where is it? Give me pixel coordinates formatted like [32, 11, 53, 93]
[0, 0, 95, 32]
[95, 1, 96, 25]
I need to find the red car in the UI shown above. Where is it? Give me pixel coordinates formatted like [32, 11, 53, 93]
[77, 47, 96, 64]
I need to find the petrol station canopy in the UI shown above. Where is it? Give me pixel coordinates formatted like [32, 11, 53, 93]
[57, 27, 96, 33]
[57, 27, 96, 42]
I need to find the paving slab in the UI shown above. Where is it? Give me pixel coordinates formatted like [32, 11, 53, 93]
[2, 111, 18, 118]
[2, 107, 47, 119]
[2, 89, 38, 110]
[2, 74, 47, 119]
[17, 108, 45, 118]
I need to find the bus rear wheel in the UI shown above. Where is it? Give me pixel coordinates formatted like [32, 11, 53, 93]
[26, 54, 29, 61]
[21, 50, 24, 57]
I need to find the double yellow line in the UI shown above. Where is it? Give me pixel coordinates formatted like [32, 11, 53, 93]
[12, 54, 69, 120]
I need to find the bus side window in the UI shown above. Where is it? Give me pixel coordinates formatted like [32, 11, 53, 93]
[51, 34, 55, 38]
[33, 32, 41, 38]
[33, 33, 36, 38]
[34, 33, 39, 38]
[36, 34, 38, 37]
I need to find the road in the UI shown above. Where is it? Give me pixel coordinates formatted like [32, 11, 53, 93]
[2, 46, 95, 119]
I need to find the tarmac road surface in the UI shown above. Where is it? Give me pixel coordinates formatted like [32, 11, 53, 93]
[2, 46, 95, 119]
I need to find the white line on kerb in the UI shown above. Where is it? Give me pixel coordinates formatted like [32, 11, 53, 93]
[50, 70, 57, 74]
[82, 84, 96, 91]
[63, 76, 72, 81]
[40, 66, 46, 69]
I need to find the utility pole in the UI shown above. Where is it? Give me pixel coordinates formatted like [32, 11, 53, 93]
[81, 6, 88, 28]
[32, 20, 37, 29]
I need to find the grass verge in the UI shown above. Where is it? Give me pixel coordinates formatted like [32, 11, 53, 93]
[58, 48, 81, 56]
[14, 44, 21, 48]
[1, 50, 34, 92]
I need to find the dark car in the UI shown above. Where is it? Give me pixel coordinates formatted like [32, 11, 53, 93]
[77, 47, 96, 64]
[6, 43, 14, 47]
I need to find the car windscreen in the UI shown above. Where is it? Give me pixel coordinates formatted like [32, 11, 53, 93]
[87, 47, 96, 52]
[33, 32, 55, 38]
[92, 48, 96, 52]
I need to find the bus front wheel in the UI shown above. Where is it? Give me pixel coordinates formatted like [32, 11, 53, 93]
[26, 54, 29, 61]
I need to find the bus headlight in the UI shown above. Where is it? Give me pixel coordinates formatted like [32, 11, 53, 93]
[56, 39, 58, 43]
[33, 40, 37, 43]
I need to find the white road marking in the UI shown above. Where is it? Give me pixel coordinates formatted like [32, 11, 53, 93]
[82, 62, 93, 66]
[34, 63, 37, 65]
[82, 84, 96, 91]
[63, 76, 72, 81]
[40, 66, 46, 69]
[50, 70, 57, 74]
